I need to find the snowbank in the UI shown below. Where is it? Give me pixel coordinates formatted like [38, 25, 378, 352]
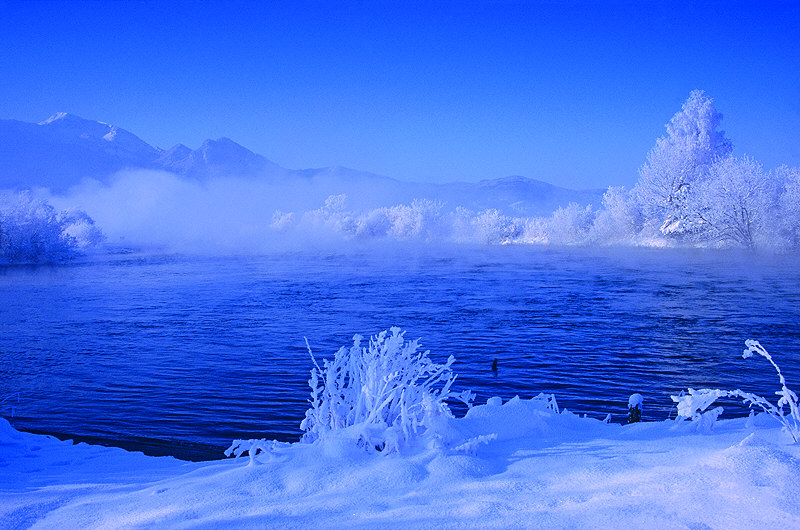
[2, 396, 799, 529]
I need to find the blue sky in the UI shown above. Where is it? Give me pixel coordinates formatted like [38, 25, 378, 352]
[0, 0, 798, 188]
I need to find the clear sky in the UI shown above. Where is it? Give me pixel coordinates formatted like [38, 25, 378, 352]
[0, 0, 798, 188]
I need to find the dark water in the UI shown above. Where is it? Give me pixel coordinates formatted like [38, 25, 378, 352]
[1, 246, 799, 460]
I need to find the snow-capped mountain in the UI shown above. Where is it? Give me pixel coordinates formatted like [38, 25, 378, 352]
[0, 113, 603, 215]
[0, 113, 284, 190]
[0, 113, 163, 190]
[155, 137, 285, 181]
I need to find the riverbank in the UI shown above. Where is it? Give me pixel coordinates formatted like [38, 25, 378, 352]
[2, 396, 799, 529]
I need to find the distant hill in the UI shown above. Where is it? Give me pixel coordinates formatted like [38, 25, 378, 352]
[0, 113, 162, 190]
[0, 113, 285, 190]
[154, 137, 286, 181]
[0, 113, 604, 216]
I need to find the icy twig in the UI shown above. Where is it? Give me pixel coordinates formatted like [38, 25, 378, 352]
[671, 340, 800, 442]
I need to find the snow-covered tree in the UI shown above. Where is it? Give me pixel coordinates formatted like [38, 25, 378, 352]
[450, 207, 523, 244]
[545, 203, 594, 245]
[633, 90, 733, 238]
[590, 186, 642, 244]
[385, 199, 444, 241]
[691, 156, 770, 249]
[776, 165, 800, 248]
[0, 192, 104, 263]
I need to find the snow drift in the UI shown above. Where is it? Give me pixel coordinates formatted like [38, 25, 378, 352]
[3, 396, 800, 528]
[4, 331, 800, 528]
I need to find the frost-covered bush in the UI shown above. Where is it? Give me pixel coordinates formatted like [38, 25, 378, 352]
[671, 340, 800, 441]
[450, 207, 524, 244]
[225, 438, 288, 466]
[590, 186, 642, 245]
[470, 209, 524, 244]
[300, 195, 447, 242]
[385, 199, 445, 241]
[303, 193, 359, 236]
[270, 210, 295, 231]
[300, 327, 475, 453]
[354, 208, 392, 239]
[545, 203, 594, 245]
[776, 165, 800, 248]
[0, 192, 104, 263]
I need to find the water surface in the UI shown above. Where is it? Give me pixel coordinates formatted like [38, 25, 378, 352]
[1, 246, 798, 460]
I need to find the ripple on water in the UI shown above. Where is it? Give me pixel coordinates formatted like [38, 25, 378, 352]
[1, 247, 799, 460]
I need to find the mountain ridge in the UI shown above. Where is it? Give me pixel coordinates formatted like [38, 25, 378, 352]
[0, 113, 604, 216]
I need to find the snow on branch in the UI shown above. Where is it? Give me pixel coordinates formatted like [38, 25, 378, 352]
[671, 340, 800, 441]
[299, 327, 475, 453]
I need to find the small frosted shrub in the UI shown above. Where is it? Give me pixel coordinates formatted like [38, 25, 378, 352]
[544, 203, 594, 245]
[300, 327, 475, 453]
[225, 438, 286, 466]
[386, 199, 444, 241]
[671, 340, 800, 441]
[0, 192, 103, 263]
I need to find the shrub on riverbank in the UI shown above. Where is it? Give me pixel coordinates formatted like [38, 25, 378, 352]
[0, 191, 103, 264]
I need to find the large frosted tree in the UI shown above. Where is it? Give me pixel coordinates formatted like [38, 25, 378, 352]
[777, 165, 800, 247]
[692, 156, 770, 249]
[633, 90, 733, 237]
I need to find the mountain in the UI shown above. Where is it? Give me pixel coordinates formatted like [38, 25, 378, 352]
[0, 113, 161, 190]
[0, 113, 604, 215]
[465, 175, 603, 216]
[0, 113, 283, 190]
[155, 137, 285, 180]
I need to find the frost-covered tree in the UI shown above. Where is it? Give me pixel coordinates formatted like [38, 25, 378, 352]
[450, 207, 523, 244]
[633, 90, 733, 238]
[354, 208, 392, 239]
[691, 156, 771, 249]
[0, 192, 104, 263]
[590, 186, 642, 244]
[776, 165, 800, 248]
[545, 203, 594, 245]
[471, 209, 523, 244]
[304, 194, 358, 236]
[385, 199, 445, 241]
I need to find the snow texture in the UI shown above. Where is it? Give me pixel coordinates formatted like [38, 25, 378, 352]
[3, 401, 800, 529]
[5, 336, 800, 528]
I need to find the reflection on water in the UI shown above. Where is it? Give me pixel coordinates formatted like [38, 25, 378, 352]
[1, 246, 798, 460]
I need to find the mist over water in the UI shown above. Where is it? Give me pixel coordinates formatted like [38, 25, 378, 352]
[45, 170, 352, 253]
[39, 169, 592, 253]
[3, 167, 797, 460]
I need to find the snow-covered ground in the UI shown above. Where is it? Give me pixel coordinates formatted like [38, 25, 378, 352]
[3, 396, 799, 529]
